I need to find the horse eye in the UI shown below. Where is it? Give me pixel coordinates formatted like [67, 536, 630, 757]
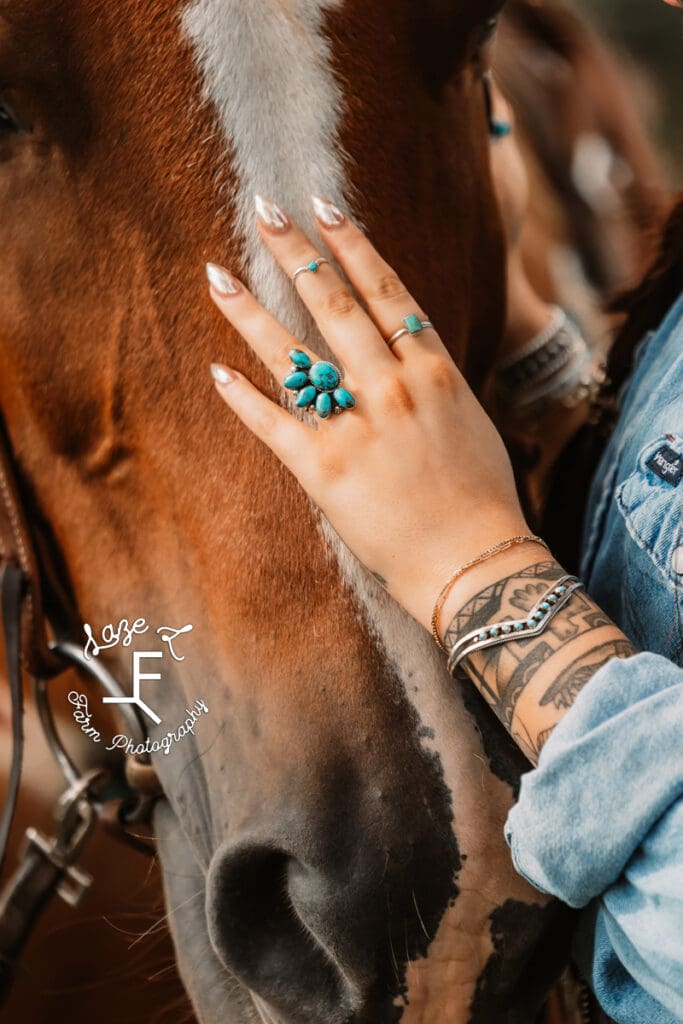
[475, 17, 498, 56]
[0, 101, 20, 135]
[483, 17, 498, 42]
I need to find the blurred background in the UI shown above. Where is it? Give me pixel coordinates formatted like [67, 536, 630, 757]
[575, 0, 683, 180]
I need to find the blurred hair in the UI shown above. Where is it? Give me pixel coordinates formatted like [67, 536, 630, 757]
[542, 194, 683, 569]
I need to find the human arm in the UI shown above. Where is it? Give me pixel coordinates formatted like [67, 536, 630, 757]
[205, 198, 634, 765]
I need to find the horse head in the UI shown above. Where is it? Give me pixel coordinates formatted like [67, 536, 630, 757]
[0, 2, 571, 1021]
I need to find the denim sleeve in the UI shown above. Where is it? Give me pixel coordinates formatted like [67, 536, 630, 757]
[504, 652, 683, 905]
[504, 652, 683, 1022]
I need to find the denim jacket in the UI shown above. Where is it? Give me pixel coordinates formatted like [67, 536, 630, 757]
[505, 292, 683, 1023]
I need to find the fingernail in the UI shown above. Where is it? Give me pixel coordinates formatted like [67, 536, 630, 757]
[210, 363, 236, 385]
[206, 263, 240, 297]
[254, 194, 289, 232]
[311, 196, 346, 228]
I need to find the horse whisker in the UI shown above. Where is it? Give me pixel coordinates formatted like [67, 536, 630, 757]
[126, 888, 204, 951]
[412, 889, 430, 941]
[251, 992, 281, 1024]
[386, 894, 401, 990]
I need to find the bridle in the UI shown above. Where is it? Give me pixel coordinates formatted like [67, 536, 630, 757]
[0, 408, 162, 1004]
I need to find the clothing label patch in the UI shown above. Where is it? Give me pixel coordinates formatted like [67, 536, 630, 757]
[646, 444, 683, 487]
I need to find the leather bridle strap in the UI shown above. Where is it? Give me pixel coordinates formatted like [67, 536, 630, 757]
[0, 411, 65, 876]
[0, 410, 160, 1004]
[0, 414, 65, 683]
[0, 562, 24, 877]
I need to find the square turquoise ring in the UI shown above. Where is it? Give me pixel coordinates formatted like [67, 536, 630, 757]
[387, 314, 435, 349]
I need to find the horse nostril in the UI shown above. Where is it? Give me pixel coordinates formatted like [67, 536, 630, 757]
[206, 844, 355, 1024]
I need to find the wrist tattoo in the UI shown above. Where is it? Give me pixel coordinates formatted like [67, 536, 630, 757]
[443, 560, 636, 760]
[538, 638, 634, 711]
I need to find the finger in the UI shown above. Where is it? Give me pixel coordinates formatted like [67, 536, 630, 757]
[210, 362, 313, 469]
[311, 200, 446, 360]
[206, 262, 319, 383]
[254, 195, 394, 370]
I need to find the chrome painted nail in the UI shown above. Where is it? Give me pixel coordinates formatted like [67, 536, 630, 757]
[254, 194, 289, 232]
[312, 196, 346, 228]
[206, 263, 240, 296]
[210, 363, 235, 385]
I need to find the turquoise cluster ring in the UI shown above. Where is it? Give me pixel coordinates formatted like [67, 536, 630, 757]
[292, 257, 330, 284]
[387, 313, 435, 349]
[283, 349, 356, 419]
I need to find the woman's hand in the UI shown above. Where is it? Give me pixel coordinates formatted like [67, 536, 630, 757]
[207, 196, 529, 633]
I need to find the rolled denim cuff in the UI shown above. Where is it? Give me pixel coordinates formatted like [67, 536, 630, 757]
[504, 653, 683, 907]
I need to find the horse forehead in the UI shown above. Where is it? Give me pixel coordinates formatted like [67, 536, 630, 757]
[182, 0, 346, 184]
[181, 0, 444, 767]
[182, 0, 350, 327]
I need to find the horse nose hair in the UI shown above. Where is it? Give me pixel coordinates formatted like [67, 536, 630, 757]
[206, 842, 361, 1023]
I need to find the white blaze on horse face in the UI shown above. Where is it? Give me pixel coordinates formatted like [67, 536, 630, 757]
[183, 3, 546, 1018]
[182, 0, 349, 348]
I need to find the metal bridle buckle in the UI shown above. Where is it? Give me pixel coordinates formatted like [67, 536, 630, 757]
[24, 639, 156, 897]
[20, 770, 106, 908]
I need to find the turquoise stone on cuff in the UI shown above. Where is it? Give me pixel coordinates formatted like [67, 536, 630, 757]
[478, 632, 488, 642]
[284, 370, 309, 390]
[316, 392, 332, 419]
[514, 622, 524, 632]
[289, 349, 312, 369]
[534, 610, 544, 621]
[557, 585, 567, 594]
[526, 619, 536, 628]
[540, 602, 551, 611]
[309, 361, 341, 392]
[548, 594, 557, 604]
[308, 260, 320, 272]
[333, 387, 356, 410]
[404, 313, 423, 335]
[502, 624, 513, 634]
[490, 627, 500, 637]
[296, 385, 317, 408]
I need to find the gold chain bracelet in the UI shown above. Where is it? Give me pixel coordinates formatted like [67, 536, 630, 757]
[431, 534, 550, 653]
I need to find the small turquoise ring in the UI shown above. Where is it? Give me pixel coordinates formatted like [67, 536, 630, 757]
[292, 257, 330, 284]
[283, 349, 356, 420]
[387, 313, 435, 348]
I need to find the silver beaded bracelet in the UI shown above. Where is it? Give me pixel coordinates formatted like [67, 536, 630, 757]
[446, 575, 584, 676]
[496, 306, 568, 373]
[495, 310, 604, 422]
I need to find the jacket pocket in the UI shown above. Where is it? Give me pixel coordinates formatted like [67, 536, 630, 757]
[615, 434, 683, 659]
